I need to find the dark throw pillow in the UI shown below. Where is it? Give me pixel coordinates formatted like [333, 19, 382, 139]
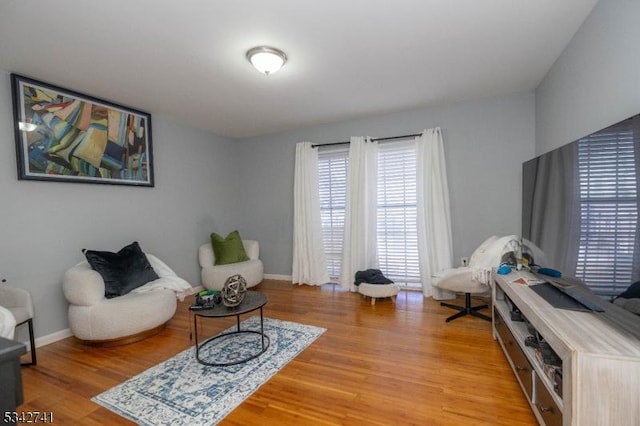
[210, 230, 250, 265]
[83, 241, 159, 299]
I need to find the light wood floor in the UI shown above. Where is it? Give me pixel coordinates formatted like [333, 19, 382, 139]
[19, 280, 537, 425]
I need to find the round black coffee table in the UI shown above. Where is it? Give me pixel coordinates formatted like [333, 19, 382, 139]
[192, 291, 269, 366]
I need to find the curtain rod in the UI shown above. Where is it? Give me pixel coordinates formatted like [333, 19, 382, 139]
[311, 132, 422, 148]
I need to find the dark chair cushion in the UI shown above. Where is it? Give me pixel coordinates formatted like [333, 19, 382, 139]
[83, 241, 159, 299]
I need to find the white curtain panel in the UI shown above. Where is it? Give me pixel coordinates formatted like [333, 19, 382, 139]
[292, 142, 329, 286]
[416, 128, 454, 297]
[340, 136, 379, 291]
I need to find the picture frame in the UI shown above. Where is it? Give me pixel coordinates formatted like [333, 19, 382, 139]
[10, 74, 154, 187]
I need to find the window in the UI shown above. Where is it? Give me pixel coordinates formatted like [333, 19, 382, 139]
[576, 123, 638, 296]
[318, 141, 421, 288]
[376, 141, 420, 287]
[318, 148, 348, 280]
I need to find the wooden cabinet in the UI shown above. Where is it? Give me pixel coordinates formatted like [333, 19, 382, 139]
[493, 271, 640, 426]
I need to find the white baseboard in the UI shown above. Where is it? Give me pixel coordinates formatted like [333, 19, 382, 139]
[36, 328, 73, 347]
[13, 323, 72, 349]
[14, 328, 73, 350]
[264, 274, 292, 281]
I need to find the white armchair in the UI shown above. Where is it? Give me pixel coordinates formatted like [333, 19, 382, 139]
[432, 235, 527, 322]
[63, 253, 192, 344]
[0, 285, 36, 364]
[199, 240, 264, 290]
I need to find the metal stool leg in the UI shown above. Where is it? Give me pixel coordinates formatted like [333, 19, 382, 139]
[440, 293, 490, 323]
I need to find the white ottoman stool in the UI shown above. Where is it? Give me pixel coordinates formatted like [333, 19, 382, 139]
[358, 283, 399, 305]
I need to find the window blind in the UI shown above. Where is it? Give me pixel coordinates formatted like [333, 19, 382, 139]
[576, 124, 638, 296]
[376, 141, 421, 286]
[318, 148, 348, 280]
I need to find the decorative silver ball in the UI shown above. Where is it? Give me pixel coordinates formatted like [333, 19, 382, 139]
[221, 274, 247, 307]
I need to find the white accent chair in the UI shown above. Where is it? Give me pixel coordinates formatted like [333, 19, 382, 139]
[63, 254, 192, 344]
[0, 285, 36, 364]
[199, 240, 264, 290]
[432, 235, 530, 322]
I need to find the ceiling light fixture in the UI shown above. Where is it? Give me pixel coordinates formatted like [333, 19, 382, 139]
[246, 46, 287, 75]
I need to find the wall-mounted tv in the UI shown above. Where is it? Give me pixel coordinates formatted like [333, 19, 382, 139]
[522, 114, 640, 298]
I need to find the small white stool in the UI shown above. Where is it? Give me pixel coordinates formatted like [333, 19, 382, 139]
[358, 283, 399, 305]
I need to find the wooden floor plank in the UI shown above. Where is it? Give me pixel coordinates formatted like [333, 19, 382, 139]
[19, 280, 536, 425]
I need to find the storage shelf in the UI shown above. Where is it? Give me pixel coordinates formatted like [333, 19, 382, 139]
[493, 270, 640, 426]
[494, 298, 563, 410]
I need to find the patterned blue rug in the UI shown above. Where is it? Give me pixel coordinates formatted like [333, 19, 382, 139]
[93, 316, 326, 425]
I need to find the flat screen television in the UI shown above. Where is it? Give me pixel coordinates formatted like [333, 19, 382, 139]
[523, 113, 640, 298]
[522, 114, 640, 337]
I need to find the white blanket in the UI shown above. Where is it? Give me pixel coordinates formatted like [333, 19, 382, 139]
[0, 306, 16, 339]
[132, 276, 193, 301]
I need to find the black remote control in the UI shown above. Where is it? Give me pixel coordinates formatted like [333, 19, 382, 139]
[189, 304, 213, 311]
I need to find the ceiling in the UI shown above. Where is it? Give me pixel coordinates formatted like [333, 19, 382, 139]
[0, 0, 598, 139]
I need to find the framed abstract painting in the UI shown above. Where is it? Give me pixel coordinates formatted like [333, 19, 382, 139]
[10, 74, 154, 186]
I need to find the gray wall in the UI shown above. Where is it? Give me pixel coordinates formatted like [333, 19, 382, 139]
[536, 0, 640, 155]
[236, 92, 536, 275]
[9, 0, 634, 340]
[0, 70, 239, 338]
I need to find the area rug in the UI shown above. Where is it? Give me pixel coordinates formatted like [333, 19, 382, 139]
[93, 316, 326, 425]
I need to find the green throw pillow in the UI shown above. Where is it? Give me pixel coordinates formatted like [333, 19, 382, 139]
[210, 230, 250, 265]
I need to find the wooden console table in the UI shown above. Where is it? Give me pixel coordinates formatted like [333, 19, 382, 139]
[493, 270, 640, 426]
